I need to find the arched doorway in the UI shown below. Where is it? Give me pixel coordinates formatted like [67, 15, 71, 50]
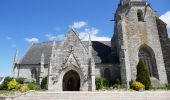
[63, 70, 80, 91]
[138, 45, 159, 79]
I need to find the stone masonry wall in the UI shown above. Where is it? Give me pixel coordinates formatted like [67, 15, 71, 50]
[114, 4, 168, 84]
[157, 18, 170, 83]
[95, 64, 121, 81]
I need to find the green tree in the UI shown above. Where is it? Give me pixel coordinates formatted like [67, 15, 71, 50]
[136, 59, 151, 90]
[41, 77, 47, 89]
[1, 76, 13, 90]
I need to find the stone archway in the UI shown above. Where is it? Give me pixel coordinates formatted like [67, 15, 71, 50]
[63, 70, 80, 91]
[138, 44, 159, 79]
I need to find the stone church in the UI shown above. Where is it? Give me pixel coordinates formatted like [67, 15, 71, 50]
[13, 0, 170, 91]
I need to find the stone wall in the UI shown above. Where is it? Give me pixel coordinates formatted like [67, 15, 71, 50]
[16, 65, 41, 83]
[156, 18, 170, 83]
[95, 64, 121, 81]
[113, 3, 168, 85]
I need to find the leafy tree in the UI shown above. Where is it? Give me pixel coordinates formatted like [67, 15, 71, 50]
[1, 76, 13, 90]
[136, 59, 151, 90]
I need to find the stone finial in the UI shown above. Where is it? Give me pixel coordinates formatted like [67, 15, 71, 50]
[41, 52, 45, 65]
[88, 33, 92, 46]
[88, 33, 92, 58]
[40, 52, 45, 84]
[13, 50, 19, 64]
[52, 41, 56, 48]
[13, 50, 19, 77]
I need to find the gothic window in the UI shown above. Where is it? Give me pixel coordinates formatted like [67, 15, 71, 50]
[138, 45, 159, 79]
[104, 68, 111, 79]
[31, 68, 37, 79]
[137, 9, 144, 22]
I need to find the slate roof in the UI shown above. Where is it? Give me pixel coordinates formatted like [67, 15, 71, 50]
[19, 41, 118, 65]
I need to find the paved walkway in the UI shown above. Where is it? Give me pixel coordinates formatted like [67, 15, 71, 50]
[1, 91, 170, 100]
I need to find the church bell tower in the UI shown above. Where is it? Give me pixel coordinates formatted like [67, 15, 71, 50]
[112, 0, 168, 86]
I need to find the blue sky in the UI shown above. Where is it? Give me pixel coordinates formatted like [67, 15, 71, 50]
[0, 0, 170, 77]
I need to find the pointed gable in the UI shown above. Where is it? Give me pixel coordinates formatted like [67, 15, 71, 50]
[51, 29, 89, 70]
[63, 29, 88, 53]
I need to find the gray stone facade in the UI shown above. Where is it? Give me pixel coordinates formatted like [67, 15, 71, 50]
[13, 0, 169, 91]
[112, 0, 168, 86]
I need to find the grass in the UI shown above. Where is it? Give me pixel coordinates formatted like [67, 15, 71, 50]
[0, 90, 21, 96]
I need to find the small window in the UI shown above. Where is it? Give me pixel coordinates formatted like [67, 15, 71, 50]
[137, 9, 144, 22]
[31, 68, 36, 79]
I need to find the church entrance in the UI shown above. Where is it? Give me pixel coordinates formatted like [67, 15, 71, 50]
[63, 70, 80, 91]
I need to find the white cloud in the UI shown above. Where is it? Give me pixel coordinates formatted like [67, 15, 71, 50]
[45, 34, 64, 41]
[78, 28, 111, 41]
[11, 44, 17, 48]
[25, 38, 39, 43]
[6, 37, 12, 40]
[55, 27, 61, 31]
[70, 21, 87, 29]
[160, 11, 170, 28]
[160, 11, 170, 36]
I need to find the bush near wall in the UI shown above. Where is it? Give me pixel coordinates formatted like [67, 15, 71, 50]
[7, 79, 19, 90]
[41, 77, 47, 89]
[95, 77, 109, 90]
[136, 59, 151, 90]
[20, 86, 29, 92]
[27, 82, 37, 90]
[131, 81, 145, 91]
[15, 77, 26, 84]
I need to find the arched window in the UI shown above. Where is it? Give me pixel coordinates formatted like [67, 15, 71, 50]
[138, 45, 159, 79]
[31, 68, 37, 79]
[104, 68, 111, 79]
[137, 9, 144, 22]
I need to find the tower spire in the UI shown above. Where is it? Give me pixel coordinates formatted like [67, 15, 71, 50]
[13, 50, 19, 64]
[120, 0, 147, 6]
[13, 50, 19, 78]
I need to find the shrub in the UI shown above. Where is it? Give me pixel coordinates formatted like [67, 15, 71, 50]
[95, 77, 109, 90]
[16, 77, 25, 84]
[7, 79, 19, 90]
[41, 77, 47, 89]
[20, 86, 29, 92]
[136, 59, 151, 90]
[165, 84, 170, 90]
[112, 84, 121, 89]
[131, 81, 145, 91]
[102, 78, 109, 87]
[27, 82, 36, 90]
[1, 76, 13, 90]
[112, 84, 127, 89]
[0, 84, 3, 90]
[114, 79, 121, 85]
[16, 84, 22, 90]
[95, 77, 102, 90]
